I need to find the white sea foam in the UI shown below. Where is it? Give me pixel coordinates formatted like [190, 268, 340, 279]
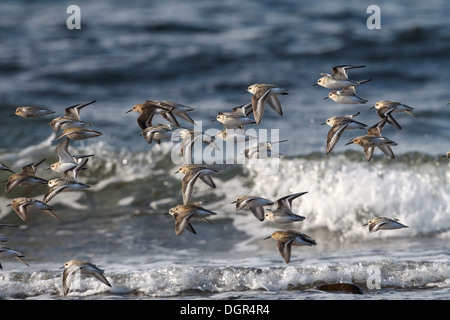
[211, 153, 450, 242]
[1, 259, 449, 299]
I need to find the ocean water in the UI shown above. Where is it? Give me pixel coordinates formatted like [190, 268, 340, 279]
[0, 0, 449, 303]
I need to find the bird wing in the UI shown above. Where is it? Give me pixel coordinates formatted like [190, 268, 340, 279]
[326, 123, 348, 154]
[234, 196, 254, 211]
[21, 158, 45, 175]
[43, 185, 70, 203]
[159, 111, 180, 127]
[332, 65, 365, 79]
[252, 89, 272, 125]
[249, 206, 265, 222]
[276, 192, 307, 210]
[276, 237, 294, 264]
[55, 138, 75, 163]
[174, 210, 198, 236]
[63, 265, 81, 296]
[182, 171, 202, 205]
[378, 146, 395, 159]
[64, 100, 96, 120]
[16, 201, 34, 221]
[369, 220, 387, 233]
[137, 109, 157, 130]
[81, 264, 112, 288]
[266, 94, 283, 116]
[199, 175, 216, 189]
[364, 147, 375, 161]
[5, 177, 25, 193]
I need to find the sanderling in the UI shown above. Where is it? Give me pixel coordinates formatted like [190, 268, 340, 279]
[322, 112, 368, 154]
[442, 151, 450, 159]
[49, 100, 96, 132]
[0, 246, 30, 269]
[60, 259, 112, 296]
[265, 192, 308, 224]
[243, 139, 288, 159]
[363, 217, 409, 233]
[345, 115, 396, 161]
[0, 164, 14, 174]
[4, 159, 48, 193]
[176, 164, 220, 205]
[11, 106, 55, 118]
[166, 203, 218, 236]
[232, 195, 274, 221]
[43, 158, 90, 203]
[314, 65, 372, 89]
[324, 85, 368, 104]
[345, 133, 397, 161]
[53, 127, 103, 142]
[212, 112, 256, 129]
[265, 230, 316, 264]
[215, 129, 257, 144]
[126, 100, 176, 129]
[8, 197, 62, 222]
[370, 100, 416, 130]
[246, 83, 289, 125]
[141, 124, 180, 144]
[49, 137, 93, 173]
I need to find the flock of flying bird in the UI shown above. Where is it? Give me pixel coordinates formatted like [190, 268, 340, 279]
[0, 64, 448, 295]
[124, 65, 417, 265]
[0, 100, 110, 296]
[124, 87, 319, 265]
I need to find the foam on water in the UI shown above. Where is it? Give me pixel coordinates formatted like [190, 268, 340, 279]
[214, 152, 450, 243]
[2, 135, 448, 241]
[1, 258, 449, 299]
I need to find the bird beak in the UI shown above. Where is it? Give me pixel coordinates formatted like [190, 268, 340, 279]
[369, 106, 375, 109]
[79, 100, 96, 108]
[6, 204, 11, 207]
[362, 223, 368, 226]
[313, 83, 318, 86]
[345, 139, 354, 146]
[230, 201, 236, 204]
[9, 114, 16, 117]
[321, 122, 326, 125]
[323, 96, 329, 100]
[125, 109, 133, 113]
[211, 119, 217, 122]
[263, 236, 272, 240]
